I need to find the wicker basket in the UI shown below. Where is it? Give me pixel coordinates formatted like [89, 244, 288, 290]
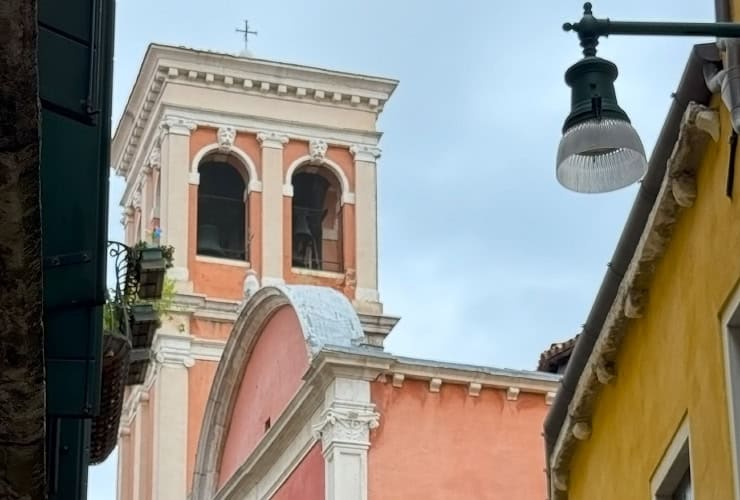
[90, 332, 130, 464]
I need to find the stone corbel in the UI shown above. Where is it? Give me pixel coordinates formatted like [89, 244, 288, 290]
[349, 144, 382, 163]
[572, 421, 592, 441]
[148, 146, 161, 171]
[672, 173, 697, 208]
[624, 288, 647, 319]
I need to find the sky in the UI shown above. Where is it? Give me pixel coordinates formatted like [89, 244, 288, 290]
[91, 0, 716, 497]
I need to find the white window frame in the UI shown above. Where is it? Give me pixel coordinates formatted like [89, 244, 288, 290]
[650, 417, 693, 500]
[723, 283, 740, 500]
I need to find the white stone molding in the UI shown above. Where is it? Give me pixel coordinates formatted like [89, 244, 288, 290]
[392, 373, 405, 388]
[160, 116, 197, 136]
[189, 142, 262, 191]
[350, 144, 382, 163]
[257, 131, 289, 149]
[217, 126, 236, 152]
[284, 154, 355, 205]
[429, 378, 442, 393]
[312, 401, 380, 453]
[507, 387, 521, 401]
[309, 138, 328, 164]
[468, 382, 482, 397]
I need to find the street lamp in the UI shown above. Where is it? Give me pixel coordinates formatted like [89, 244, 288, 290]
[558, 3, 740, 193]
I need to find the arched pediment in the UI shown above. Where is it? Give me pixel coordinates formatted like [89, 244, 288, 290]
[191, 285, 363, 499]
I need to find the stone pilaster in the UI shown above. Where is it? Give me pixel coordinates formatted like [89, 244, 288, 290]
[159, 116, 196, 285]
[257, 131, 289, 285]
[350, 145, 382, 313]
[152, 335, 193, 500]
[313, 378, 379, 500]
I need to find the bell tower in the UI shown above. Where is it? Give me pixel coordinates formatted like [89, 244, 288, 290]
[110, 44, 397, 499]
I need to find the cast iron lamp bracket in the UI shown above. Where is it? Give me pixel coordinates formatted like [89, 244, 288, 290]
[565, 2, 740, 57]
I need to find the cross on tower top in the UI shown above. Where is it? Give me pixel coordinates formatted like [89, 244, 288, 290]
[236, 20, 258, 53]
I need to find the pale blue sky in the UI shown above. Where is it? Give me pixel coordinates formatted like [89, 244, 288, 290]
[91, 1, 715, 497]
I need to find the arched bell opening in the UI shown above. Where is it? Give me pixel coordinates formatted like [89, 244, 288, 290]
[196, 153, 249, 261]
[291, 165, 343, 272]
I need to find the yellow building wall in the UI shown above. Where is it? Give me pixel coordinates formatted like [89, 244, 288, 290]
[567, 101, 740, 499]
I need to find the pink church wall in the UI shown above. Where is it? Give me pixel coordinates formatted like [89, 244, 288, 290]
[369, 379, 549, 500]
[217, 305, 310, 489]
[270, 443, 325, 500]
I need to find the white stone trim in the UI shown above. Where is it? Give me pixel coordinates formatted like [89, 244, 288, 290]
[284, 154, 355, 205]
[290, 267, 345, 279]
[429, 378, 442, 393]
[195, 254, 252, 267]
[190, 142, 262, 192]
[650, 417, 692, 499]
[722, 281, 740, 500]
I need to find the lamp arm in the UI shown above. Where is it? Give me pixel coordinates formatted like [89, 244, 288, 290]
[565, 3, 740, 56]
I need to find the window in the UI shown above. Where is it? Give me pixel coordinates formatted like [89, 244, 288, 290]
[651, 418, 692, 500]
[723, 287, 740, 499]
[291, 167, 343, 272]
[197, 156, 248, 261]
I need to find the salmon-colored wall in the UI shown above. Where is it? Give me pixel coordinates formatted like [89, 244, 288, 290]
[187, 359, 219, 493]
[270, 443, 325, 500]
[369, 380, 549, 500]
[188, 128, 263, 299]
[218, 306, 310, 488]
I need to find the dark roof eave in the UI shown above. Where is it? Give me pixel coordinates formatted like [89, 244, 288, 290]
[543, 42, 721, 457]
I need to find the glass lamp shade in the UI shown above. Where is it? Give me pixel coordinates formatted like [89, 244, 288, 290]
[556, 118, 647, 193]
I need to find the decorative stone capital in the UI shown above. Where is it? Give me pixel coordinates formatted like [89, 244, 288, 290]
[161, 116, 197, 136]
[309, 138, 328, 164]
[154, 334, 195, 368]
[217, 126, 236, 152]
[350, 144, 381, 163]
[312, 402, 380, 453]
[257, 131, 289, 149]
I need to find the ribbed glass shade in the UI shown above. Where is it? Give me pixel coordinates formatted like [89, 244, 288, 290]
[557, 118, 647, 193]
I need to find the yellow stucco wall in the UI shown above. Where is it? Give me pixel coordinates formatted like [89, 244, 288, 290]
[566, 100, 740, 499]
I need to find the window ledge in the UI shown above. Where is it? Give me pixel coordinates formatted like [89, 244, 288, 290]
[196, 255, 251, 267]
[291, 267, 344, 279]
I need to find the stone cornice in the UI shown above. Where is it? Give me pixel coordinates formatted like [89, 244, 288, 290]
[547, 104, 719, 499]
[111, 43, 396, 178]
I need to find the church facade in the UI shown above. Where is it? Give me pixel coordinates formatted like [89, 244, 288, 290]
[111, 44, 559, 500]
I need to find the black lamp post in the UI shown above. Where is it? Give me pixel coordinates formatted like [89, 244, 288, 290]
[559, 3, 740, 193]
